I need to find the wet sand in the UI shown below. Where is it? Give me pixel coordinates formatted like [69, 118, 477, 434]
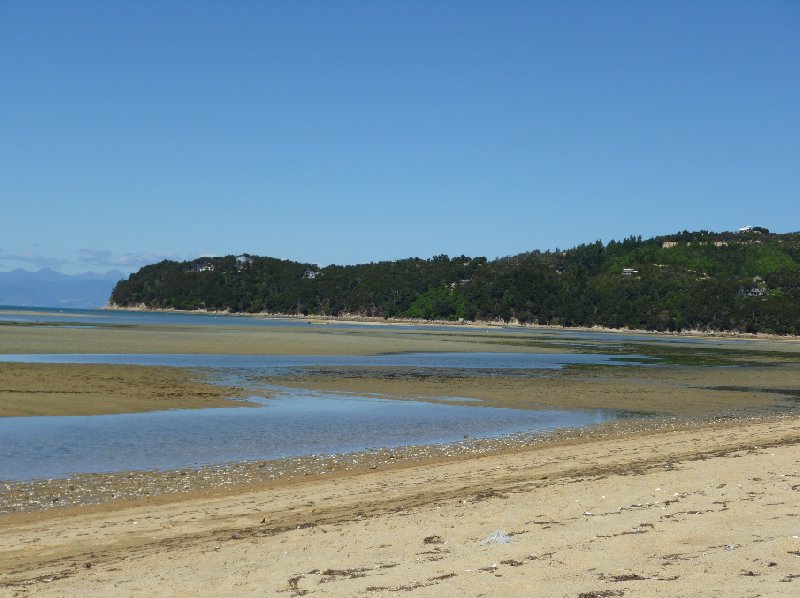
[2, 417, 799, 596]
[0, 321, 560, 355]
[0, 363, 251, 417]
[263, 363, 800, 417]
[5, 315, 800, 355]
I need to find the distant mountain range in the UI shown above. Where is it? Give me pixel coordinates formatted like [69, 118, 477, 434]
[0, 268, 126, 308]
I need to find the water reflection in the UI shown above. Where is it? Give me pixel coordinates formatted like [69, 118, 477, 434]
[0, 387, 624, 481]
[0, 351, 644, 369]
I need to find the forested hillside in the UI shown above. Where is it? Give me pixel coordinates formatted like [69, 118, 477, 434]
[110, 230, 800, 334]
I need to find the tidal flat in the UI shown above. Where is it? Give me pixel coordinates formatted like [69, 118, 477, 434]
[0, 363, 252, 417]
[3, 314, 798, 423]
[1, 316, 799, 499]
[1, 313, 800, 596]
[0, 316, 567, 355]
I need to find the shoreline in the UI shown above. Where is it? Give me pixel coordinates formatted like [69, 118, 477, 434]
[3, 414, 800, 596]
[0, 410, 792, 516]
[102, 303, 800, 341]
[3, 313, 800, 594]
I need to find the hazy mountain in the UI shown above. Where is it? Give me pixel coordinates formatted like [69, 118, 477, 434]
[0, 268, 126, 308]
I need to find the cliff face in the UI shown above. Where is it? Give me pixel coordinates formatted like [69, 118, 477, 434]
[111, 231, 800, 334]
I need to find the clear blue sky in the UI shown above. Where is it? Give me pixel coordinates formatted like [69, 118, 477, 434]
[1, 1, 798, 274]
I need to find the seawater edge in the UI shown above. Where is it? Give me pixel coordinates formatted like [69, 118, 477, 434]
[101, 303, 800, 340]
[4, 409, 786, 516]
[0, 384, 628, 482]
[3, 308, 796, 516]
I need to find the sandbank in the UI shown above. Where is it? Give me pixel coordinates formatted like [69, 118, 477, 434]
[0, 363, 251, 417]
[0, 321, 565, 356]
[264, 362, 800, 417]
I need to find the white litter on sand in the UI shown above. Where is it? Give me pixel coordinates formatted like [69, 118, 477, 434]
[480, 530, 512, 545]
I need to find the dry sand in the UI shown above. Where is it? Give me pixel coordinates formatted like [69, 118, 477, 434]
[2, 417, 800, 597]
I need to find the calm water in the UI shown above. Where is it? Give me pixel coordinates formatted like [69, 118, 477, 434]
[0, 305, 759, 346]
[0, 306, 649, 482]
[0, 305, 462, 331]
[0, 389, 625, 481]
[0, 351, 643, 369]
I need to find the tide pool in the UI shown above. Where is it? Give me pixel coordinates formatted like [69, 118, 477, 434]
[0, 388, 626, 481]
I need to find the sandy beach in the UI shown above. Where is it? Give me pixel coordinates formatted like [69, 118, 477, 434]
[4, 0, 798, 594]
[2, 417, 799, 596]
[2, 317, 800, 596]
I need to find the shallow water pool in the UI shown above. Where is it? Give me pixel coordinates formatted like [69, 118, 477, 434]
[0, 387, 625, 481]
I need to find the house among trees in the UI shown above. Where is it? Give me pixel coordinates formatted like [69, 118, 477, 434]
[110, 230, 800, 335]
[192, 261, 215, 273]
[235, 255, 253, 271]
[738, 276, 767, 297]
[738, 226, 770, 234]
[738, 286, 766, 297]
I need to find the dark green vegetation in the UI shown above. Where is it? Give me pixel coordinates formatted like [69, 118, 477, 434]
[111, 230, 800, 334]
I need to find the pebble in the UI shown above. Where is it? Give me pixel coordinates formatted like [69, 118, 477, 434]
[0, 412, 791, 515]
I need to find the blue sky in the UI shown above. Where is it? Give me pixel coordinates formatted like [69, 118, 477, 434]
[1, 1, 798, 274]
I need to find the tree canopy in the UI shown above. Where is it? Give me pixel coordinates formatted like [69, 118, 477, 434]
[110, 230, 800, 334]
